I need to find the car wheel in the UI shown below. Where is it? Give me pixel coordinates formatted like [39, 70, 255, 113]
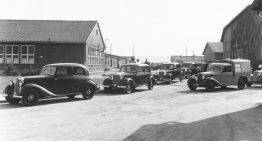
[205, 80, 215, 91]
[22, 89, 39, 106]
[104, 87, 112, 93]
[148, 79, 154, 90]
[187, 78, 197, 91]
[123, 83, 133, 94]
[82, 87, 94, 100]
[5, 96, 20, 105]
[67, 94, 76, 99]
[237, 78, 246, 90]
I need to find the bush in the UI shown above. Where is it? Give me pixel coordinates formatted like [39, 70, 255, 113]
[21, 68, 38, 76]
[3, 64, 19, 76]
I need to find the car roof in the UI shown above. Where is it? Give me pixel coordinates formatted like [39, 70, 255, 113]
[209, 63, 232, 66]
[163, 63, 180, 65]
[122, 63, 149, 67]
[45, 63, 87, 68]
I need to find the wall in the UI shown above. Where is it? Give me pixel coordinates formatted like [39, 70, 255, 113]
[0, 42, 85, 70]
[86, 23, 105, 72]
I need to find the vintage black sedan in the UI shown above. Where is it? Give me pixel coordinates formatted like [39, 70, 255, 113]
[102, 63, 154, 94]
[152, 63, 183, 84]
[3, 63, 100, 106]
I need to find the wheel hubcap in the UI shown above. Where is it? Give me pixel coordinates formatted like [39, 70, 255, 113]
[28, 94, 35, 101]
[86, 89, 92, 96]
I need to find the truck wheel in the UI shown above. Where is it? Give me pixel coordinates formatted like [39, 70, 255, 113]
[123, 83, 133, 94]
[22, 89, 39, 106]
[237, 78, 246, 90]
[187, 78, 197, 91]
[104, 87, 112, 93]
[82, 87, 94, 99]
[205, 80, 215, 91]
[148, 79, 154, 90]
[5, 96, 20, 104]
[67, 94, 76, 99]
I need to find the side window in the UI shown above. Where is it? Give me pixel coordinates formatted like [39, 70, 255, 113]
[138, 67, 143, 72]
[144, 67, 150, 73]
[55, 67, 71, 76]
[223, 66, 232, 72]
[73, 67, 85, 75]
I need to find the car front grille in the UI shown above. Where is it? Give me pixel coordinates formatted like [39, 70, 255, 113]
[159, 72, 164, 79]
[112, 75, 120, 85]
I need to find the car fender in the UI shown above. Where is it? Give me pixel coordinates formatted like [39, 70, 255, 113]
[204, 77, 222, 86]
[187, 77, 197, 84]
[21, 83, 56, 98]
[258, 74, 262, 82]
[82, 80, 99, 91]
[120, 78, 137, 87]
[3, 85, 14, 95]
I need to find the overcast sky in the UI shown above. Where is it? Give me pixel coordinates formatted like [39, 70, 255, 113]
[0, 0, 253, 61]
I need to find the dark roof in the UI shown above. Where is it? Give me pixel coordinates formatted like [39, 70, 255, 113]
[0, 20, 97, 43]
[251, 0, 262, 11]
[202, 42, 223, 55]
[45, 63, 87, 68]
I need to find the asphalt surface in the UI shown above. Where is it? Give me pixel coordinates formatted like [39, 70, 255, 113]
[1, 78, 262, 141]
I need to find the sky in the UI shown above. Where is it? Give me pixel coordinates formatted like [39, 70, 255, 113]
[0, 0, 253, 62]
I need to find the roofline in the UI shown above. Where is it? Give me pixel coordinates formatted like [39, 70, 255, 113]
[220, 5, 251, 42]
[0, 41, 86, 44]
[0, 19, 98, 22]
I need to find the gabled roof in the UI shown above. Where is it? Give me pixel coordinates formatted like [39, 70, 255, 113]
[0, 20, 97, 43]
[202, 42, 223, 55]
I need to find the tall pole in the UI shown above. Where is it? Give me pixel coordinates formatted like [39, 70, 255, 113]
[133, 46, 134, 57]
[186, 46, 187, 63]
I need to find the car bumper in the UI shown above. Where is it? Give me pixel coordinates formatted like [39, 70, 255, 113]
[103, 85, 126, 89]
[2, 93, 22, 98]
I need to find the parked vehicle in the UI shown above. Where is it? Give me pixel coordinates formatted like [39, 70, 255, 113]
[102, 63, 154, 94]
[248, 64, 262, 87]
[181, 62, 194, 79]
[3, 63, 100, 106]
[187, 59, 251, 91]
[152, 63, 183, 84]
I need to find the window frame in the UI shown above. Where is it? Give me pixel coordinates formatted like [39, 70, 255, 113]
[5, 45, 19, 64]
[0, 45, 4, 64]
[20, 45, 35, 64]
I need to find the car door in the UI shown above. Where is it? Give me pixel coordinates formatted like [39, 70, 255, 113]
[220, 65, 234, 86]
[72, 67, 86, 92]
[143, 66, 151, 84]
[48, 67, 74, 94]
[136, 66, 144, 85]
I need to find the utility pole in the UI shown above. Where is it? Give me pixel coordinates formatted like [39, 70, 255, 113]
[186, 46, 187, 63]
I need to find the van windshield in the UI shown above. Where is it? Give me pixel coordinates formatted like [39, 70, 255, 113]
[160, 64, 174, 70]
[207, 64, 221, 72]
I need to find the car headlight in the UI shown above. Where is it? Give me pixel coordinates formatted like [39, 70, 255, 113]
[9, 80, 14, 86]
[109, 76, 113, 80]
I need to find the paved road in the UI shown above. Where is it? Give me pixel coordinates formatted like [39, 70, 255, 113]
[1, 80, 262, 141]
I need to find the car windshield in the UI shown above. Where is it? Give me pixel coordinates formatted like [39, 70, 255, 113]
[207, 64, 221, 72]
[183, 63, 192, 68]
[120, 65, 137, 73]
[40, 66, 56, 75]
[160, 64, 174, 70]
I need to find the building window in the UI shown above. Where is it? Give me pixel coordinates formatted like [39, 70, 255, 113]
[21, 45, 35, 64]
[5, 45, 19, 64]
[0, 45, 4, 64]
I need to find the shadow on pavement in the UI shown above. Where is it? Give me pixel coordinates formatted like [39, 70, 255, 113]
[178, 87, 242, 94]
[0, 97, 85, 109]
[124, 104, 262, 141]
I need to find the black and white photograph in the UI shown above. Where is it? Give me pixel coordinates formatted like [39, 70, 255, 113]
[1, 0, 262, 140]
